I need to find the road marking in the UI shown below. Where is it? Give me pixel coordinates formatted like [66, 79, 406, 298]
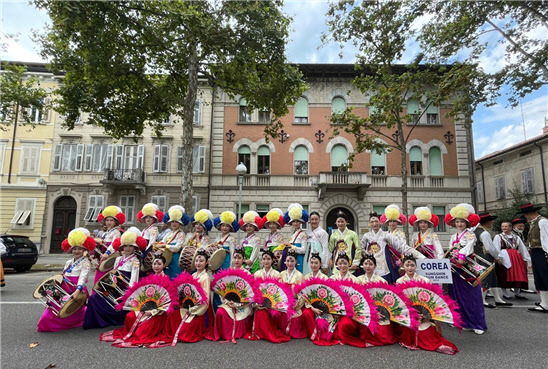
[0, 301, 42, 304]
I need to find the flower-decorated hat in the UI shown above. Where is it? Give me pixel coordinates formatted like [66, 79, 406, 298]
[111, 226, 148, 252]
[162, 205, 191, 226]
[97, 205, 126, 225]
[380, 204, 407, 225]
[191, 209, 214, 231]
[444, 203, 480, 227]
[239, 210, 264, 231]
[137, 203, 164, 223]
[408, 206, 440, 227]
[61, 228, 97, 253]
[263, 208, 285, 229]
[283, 203, 309, 225]
[213, 211, 240, 232]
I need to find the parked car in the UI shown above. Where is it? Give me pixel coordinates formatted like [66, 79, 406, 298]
[1, 235, 38, 272]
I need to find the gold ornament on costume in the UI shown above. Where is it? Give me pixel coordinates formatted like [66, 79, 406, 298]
[369, 242, 381, 254]
[338, 241, 348, 252]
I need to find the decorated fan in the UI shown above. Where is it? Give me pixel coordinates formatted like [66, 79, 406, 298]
[365, 282, 419, 329]
[398, 280, 462, 328]
[338, 280, 379, 331]
[211, 269, 257, 303]
[294, 278, 353, 318]
[254, 277, 295, 316]
[116, 275, 178, 314]
[172, 272, 209, 309]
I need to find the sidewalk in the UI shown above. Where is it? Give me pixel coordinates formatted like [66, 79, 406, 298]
[31, 253, 68, 271]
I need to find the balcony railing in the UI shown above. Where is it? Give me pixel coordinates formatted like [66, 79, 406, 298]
[102, 169, 146, 184]
[318, 171, 369, 186]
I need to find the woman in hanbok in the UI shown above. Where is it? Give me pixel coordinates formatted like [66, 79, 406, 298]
[278, 250, 307, 338]
[279, 204, 308, 273]
[37, 228, 95, 332]
[213, 211, 240, 271]
[262, 208, 285, 271]
[137, 203, 163, 269]
[186, 209, 213, 254]
[409, 207, 444, 259]
[160, 206, 189, 279]
[93, 206, 124, 285]
[305, 211, 330, 275]
[240, 211, 264, 274]
[328, 210, 361, 276]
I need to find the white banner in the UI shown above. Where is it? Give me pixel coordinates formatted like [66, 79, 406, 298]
[416, 259, 453, 284]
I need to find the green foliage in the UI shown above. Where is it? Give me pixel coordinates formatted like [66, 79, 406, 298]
[0, 63, 49, 129]
[492, 187, 533, 233]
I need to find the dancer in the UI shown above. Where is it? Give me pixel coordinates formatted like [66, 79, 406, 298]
[279, 203, 309, 273]
[329, 210, 361, 276]
[94, 206, 124, 285]
[161, 206, 189, 278]
[213, 211, 240, 270]
[306, 211, 330, 275]
[409, 207, 444, 259]
[240, 211, 264, 274]
[262, 208, 285, 271]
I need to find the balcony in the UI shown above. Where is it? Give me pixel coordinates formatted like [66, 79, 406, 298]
[101, 169, 146, 194]
[317, 171, 370, 200]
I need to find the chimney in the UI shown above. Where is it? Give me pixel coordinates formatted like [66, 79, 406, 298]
[544, 117, 548, 135]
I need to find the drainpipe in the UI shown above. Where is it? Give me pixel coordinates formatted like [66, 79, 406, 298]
[206, 86, 216, 209]
[533, 141, 548, 205]
[478, 161, 487, 212]
[466, 124, 478, 210]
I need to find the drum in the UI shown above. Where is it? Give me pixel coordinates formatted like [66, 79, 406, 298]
[179, 245, 197, 272]
[98, 252, 120, 272]
[93, 270, 131, 309]
[191, 244, 227, 271]
[445, 246, 495, 287]
[33, 274, 87, 318]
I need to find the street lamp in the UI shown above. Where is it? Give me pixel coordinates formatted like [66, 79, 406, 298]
[236, 162, 247, 242]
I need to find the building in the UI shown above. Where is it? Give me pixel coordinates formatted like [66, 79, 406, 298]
[475, 119, 548, 212]
[0, 63, 56, 251]
[209, 64, 475, 246]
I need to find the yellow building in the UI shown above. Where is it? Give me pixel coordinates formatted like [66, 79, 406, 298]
[0, 63, 57, 251]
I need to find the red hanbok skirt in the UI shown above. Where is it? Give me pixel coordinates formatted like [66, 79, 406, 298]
[247, 309, 290, 343]
[274, 311, 310, 339]
[100, 311, 167, 347]
[333, 317, 367, 348]
[397, 325, 458, 355]
[206, 308, 251, 343]
[360, 323, 396, 346]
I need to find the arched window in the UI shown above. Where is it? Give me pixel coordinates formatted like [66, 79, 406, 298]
[239, 98, 251, 122]
[257, 146, 270, 174]
[371, 148, 386, 175]
[331, 96, 346, 114]
[426, 100, 439, 125]
[429, 147, 443, 175]
[294, 97, 309, 123]
[294, 145, 309, 175]
[409, 146, 423, 175]
[407, 98, 419, 123]
[237, 145, 251, 174]
[331, 144, 348, 172]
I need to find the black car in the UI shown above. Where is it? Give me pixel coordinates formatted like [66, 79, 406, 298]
[1, 235, 39, 272]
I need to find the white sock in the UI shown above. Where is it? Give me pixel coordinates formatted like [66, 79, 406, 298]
[491, 288, 505, 303]
[514, 288, 523, 297]
[482, 289, 488, 304]
[502, 288, 510, 297]
[540, 291, 548, 309]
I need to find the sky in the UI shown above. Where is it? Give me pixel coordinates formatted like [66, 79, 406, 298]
[2, 0, 547, 159]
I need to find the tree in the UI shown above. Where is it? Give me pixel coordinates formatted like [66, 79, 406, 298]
[414, 0, 548, 106]
[33, 0, 305, 211]
[0, 62, 49, 183]
[325, 0, 487, 240]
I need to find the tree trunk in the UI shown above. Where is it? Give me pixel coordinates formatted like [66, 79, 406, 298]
[397, 119, 410, 243]
[180, 45, 199, 214]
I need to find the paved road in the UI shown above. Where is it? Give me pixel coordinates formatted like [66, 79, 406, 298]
[1, 270, 547, 369]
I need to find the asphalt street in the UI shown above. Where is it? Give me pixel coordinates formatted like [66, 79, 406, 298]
[1, 268, 547, 369]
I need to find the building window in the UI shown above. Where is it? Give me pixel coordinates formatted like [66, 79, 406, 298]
[258, 110, 271, 123]
[301, 204, 309, 230]
[257, 146, 270, 174]
[193, 100, 201, 125]
[521, 168, 535, 194]
[151, 195, 167, 213]
[58, 144, 84, 172]
[19, 143, 42, 175]
[256, 204, 269, 218]
[0, 142, 6, 173]
[407, 98, 419, 123]
[331, 144, 348, 171]
[477, 181, 484, 203]
[193, 145, 206, 173]
[29, 100, 44, 123]
[84, 195, 104, 222]
[495, 176, 506, 200]
[122, 145, 144, 170]
[426, 100, 439, 125]
[11, 198, 36, 228]
[237, 145, 251, 174]
[153, 144, 170, 173]
[176, 146, 184, 172]
[84, 144, 112, 172]
[192, 195, 199, 213]
[120, 196, 136, 223]
[159, 114, 170, 125]
[239, 98, 251, 122]
[235, 203, 250, 220]
[428, 147, 443, 175]
[433, 206, 446, 232]
[409, 146, 423, 175]
[294, 145, 309, 175]
[331, 96, 346, 115]
[371, 148, 386, 175]
[294, 97, 309, 123]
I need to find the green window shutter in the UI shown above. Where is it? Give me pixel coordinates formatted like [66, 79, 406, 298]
[330, 144, 348, 167]
[409, 146, 422, 162]
[257, 146, 270, 156]
[294, 145, 309, 161]
[426, 101, 438, 114]
[238, 145, 251, 154]
[371, 149, 385, 167]
[331, 97, 346, 114]
[433, 206, 445, 215]
[407, 98, 419, 115]
[294, 97, 308, 117]
[429, 147, 443, 175]
[373, 206, 385, 214]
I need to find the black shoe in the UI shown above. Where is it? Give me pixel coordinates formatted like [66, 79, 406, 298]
[520, 289, 537, 294]
[527, 306, 548, 313]
[483, 303, 496, 309]
[535, 302, 541, 306]
[495, 301, 513, 307]
[514, 295, 528, 300]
